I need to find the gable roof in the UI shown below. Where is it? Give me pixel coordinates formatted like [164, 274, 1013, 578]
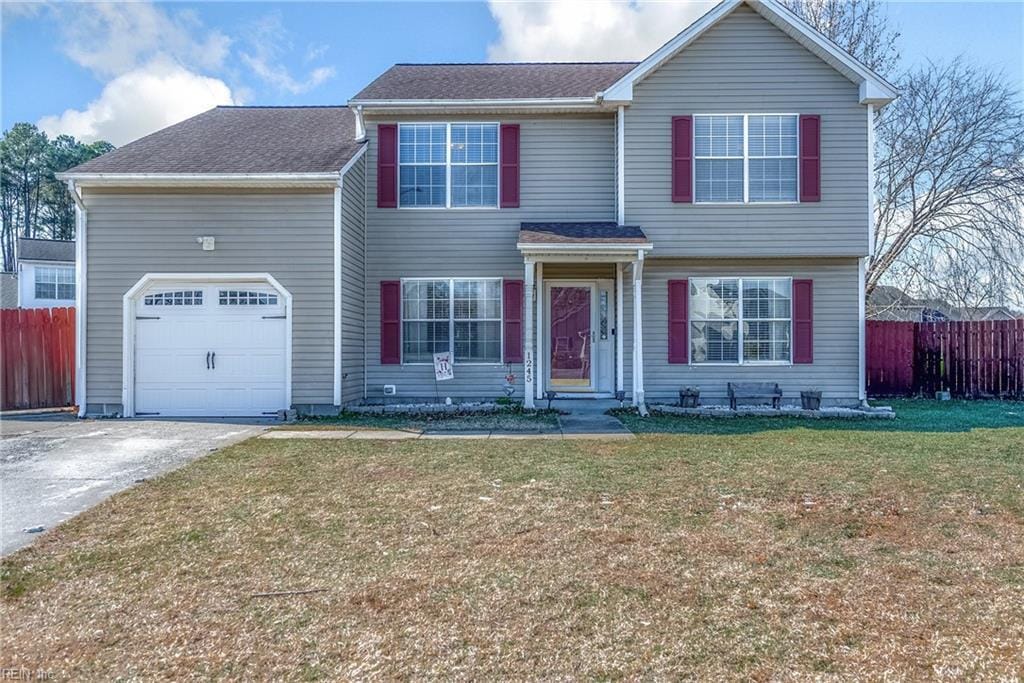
[351, 62, 637, 105]
[601, 0, 898, 105]
[17, 238, 75, 263]
[62, 106, 365, 181]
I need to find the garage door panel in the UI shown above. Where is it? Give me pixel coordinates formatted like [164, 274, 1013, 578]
[134, 282, 288, 417]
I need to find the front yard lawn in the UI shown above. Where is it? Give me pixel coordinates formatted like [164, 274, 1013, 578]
[3, 401, 1023, 678]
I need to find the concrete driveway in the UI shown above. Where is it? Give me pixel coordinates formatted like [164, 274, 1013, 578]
[1, 415, 269, 556]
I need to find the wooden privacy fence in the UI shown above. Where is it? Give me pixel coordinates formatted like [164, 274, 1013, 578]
[867, 319, 1024, 398]
[1, 307, 76, 411]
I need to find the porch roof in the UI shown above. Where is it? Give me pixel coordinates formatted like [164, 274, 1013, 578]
[518, 222, 649, 245]
[517, 222, 652, 261]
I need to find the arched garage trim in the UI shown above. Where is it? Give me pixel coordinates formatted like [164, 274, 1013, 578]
[121, 272, 293, 417]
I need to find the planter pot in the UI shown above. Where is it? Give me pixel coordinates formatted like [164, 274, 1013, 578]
[679, 389, 700, 408]
[800, 391, 822, 411]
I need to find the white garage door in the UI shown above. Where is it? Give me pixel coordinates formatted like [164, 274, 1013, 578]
[134, 284, 287, 417]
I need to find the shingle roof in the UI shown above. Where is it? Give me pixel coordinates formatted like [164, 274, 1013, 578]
[519, 222, 649, 245]
[352, 63, 638, 101]
[0, 273, 18, 309]
[66, 106, 364, 175]
[17, 238, 75, 263]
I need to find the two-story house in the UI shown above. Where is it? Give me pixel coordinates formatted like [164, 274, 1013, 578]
[59, 0, 896, 417]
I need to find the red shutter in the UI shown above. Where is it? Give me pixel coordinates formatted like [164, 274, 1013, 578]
[793, 279, 814, 364]
[671, 116, 693, 203]
[503, 279, 524, 362]
[500, 124, 520, 208]
[380, 280, 401, 364]
[799, 115, 820, 202]
[377, 124, 398, 208]
[668, 279, 689, 363]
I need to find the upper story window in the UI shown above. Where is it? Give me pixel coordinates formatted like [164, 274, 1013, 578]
[399, 123, 499, 208]
[35, 266, 75, 300]
[694, 114, 798, 204]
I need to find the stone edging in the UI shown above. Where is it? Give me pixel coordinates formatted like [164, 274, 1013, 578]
[645, 404, 896, 419]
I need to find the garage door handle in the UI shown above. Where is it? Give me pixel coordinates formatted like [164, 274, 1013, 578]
[211, 352, 216, 370]
[206, 351, 210, 370]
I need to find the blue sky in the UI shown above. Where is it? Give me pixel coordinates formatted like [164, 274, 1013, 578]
[2, 1, 1021, 145]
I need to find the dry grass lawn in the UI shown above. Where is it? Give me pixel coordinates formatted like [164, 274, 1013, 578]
[3, 400, 1023, 679]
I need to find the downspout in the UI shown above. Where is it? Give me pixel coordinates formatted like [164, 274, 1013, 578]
[67, 180, 87, 418]
[860, 104, 876, 408]
[334, 173, 344, 407]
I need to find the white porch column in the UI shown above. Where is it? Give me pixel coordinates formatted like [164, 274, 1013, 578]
[615, 262, 624, 395]
[631, 252, 647, 414]
[523, 259, 536, 408]
[535, 261, 544, 400]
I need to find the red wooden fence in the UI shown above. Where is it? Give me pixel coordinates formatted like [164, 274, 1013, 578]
[867, 319, 1024, 398]
[1, 307, 76, 411]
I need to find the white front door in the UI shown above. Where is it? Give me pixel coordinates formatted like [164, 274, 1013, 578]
[545, 280, 614, 394]
[134, 284, 287, 417]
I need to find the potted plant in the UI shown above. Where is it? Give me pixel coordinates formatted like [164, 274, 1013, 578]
[801, 388, 822, 411]
[679, 386, 700, 408]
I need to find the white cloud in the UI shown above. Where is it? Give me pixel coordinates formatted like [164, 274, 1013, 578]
[487, 0, 716, 62]
[239, 12, 335, 95]
[57, 2, 230, 77]
[37, 59, 235, 146]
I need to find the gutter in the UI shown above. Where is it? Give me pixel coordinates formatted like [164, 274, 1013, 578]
[55, 172, 342, 188]
[67, 180, 87, 418]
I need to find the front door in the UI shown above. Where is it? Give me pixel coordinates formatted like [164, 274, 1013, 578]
[545, 280, 614, 394]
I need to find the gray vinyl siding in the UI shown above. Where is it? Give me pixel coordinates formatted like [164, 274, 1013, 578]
[624, 4, 870, 257]
[622, 257, 861, 406]
[363, 114, 616, 401]
[82, 189, 335, 410]
[341, 156, 366, 404]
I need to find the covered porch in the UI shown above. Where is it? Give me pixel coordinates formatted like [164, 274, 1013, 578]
[516, 222, 653, 412]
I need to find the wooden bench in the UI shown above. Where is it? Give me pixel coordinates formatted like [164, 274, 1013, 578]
[728, 382, 782, 410]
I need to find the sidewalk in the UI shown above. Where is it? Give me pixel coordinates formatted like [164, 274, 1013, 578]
[263, 403, 634, 441]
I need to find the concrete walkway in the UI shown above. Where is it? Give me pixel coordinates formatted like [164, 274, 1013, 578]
[263, 400, 634, 441]
[262, 427, 632, 441]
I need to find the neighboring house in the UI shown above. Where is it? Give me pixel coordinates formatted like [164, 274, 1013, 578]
[16, 238, 76, 309]
[868, 285, 1023, 322]
[867, 285, 954, 322]
[0, 273, 18, 309]
[59, 0, 898, 418]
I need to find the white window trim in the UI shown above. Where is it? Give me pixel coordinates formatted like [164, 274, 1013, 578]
[689, 276, 794, 366]
[693, 113, 800, 206]
[34, 265, 76, 301]
[399, 276, 504, 366]
[396, 122, 501, 210]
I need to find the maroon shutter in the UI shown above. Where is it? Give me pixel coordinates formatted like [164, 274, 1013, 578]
[668, 279, 689, 363]
[500, 124, 520, 208]
[671, 116, 693, 203]
[793, 279, 814, 364]
[799, 115, 820, 202]
[377, 124, 397, 208]
[380, 280, 401, 364]
[503, 279, 524, 362]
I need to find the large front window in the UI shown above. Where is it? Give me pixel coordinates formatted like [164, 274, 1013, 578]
[690, 277, 792, 364]
[694, 114, 798, 203]
[399, 123, 499, 208]
[402, 278, 502, 363]
[35, 266, 75, 300]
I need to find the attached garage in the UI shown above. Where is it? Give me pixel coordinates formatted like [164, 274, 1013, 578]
[124, 274, 292, 417]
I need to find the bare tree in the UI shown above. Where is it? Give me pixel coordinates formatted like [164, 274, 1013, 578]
[871, 60, 1024, 309]
[779, 0, 900, 75]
